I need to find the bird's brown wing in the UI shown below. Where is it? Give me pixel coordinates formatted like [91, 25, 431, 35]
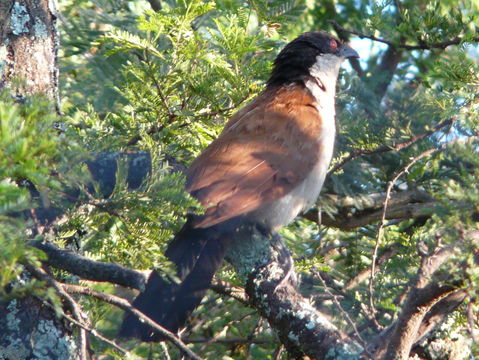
[186, 85, 325, 228]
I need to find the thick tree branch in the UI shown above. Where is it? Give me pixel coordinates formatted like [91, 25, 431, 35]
[374, 45, 403, 98]
[29, 240, 147, 290]
[380, 231, 479, 360]
[413, 289, 468, 344]
[226, 227, 364, 359]
[369, 287, 466, 358]
[303, 190, 436, 229]
[331, 199, 437, 229]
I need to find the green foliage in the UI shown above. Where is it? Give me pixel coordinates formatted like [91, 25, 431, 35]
[95, 1, 282, 160]
[0, 94, 70, 298]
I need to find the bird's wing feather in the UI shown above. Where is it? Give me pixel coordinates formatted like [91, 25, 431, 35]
[186, 85, 325, 228]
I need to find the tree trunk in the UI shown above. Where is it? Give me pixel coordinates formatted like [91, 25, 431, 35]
[0, 0, 60, 110]
[0, 1, 80, 359]
[0, 297, 80, 360]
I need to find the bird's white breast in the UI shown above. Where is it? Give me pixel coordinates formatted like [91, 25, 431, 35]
[252, 56, 340, 230]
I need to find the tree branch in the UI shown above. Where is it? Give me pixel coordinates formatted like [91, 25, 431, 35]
[29, 240, 147, 290]
[329, 20, 479, 50]
[210, 279, 249, 306]
[413, 289, 468, 344]
[328, 118, 453, 174]
[303, 190, 436, 230]
[61, 283, 203, 360]
[226, 227, 364, 359]
[344, 244, 401, 290]
[380, 231, 479, 360]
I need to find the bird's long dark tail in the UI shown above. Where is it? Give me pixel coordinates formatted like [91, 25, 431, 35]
[119, 217, 235, 341]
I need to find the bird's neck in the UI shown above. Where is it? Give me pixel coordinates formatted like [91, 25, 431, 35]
[302, 54, 342, 112]
[307, 54, 342, 94]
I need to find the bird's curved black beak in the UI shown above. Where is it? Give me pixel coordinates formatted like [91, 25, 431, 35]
[339, 44, 359, 59]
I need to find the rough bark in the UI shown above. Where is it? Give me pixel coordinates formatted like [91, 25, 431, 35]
[226, 227, 364, 359]
[303, 190, 435, 229]
[0, 1, 76, 359]
[374, 231, 479, 360]
[29, 240, 147, 290]
[0, 0, 60, 109]
[368, 290, 469, 359]
[0, 297, 79, 360]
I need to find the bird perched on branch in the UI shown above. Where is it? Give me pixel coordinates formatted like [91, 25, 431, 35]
[120, 31, 358, 341]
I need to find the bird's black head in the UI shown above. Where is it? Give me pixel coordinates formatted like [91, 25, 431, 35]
[267, 31, 359, 88]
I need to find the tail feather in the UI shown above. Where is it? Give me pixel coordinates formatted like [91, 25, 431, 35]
[164, 217, 209, 279]
[159, 235, 231, 334]
[119, 218, 236, 341]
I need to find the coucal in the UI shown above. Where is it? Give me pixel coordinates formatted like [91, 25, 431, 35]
[120, 31, 359, 341]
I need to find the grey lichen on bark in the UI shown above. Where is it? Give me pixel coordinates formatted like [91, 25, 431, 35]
[0, 298, 80, 360]
[0, 2, 76, 359]
[0, 0, 60, 110]
[226, 225, 364, 359]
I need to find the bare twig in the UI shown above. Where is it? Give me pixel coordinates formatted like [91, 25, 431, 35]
[61, 283, 203, 360]
[24, 264, 90, 360]
[161, 342, 171, 360]
[49, 304, 130, 356]
[368, 147, 440, 326]
[273, 344, 285, 360]
[185, 337, 273, 345]
[328, 118, 453, 174]
[210, 278, 249, 305]
[329, 20, 479, 50]
[313, 268, 368, 351]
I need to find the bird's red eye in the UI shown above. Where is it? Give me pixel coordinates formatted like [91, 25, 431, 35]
[330, 39, 338, 49]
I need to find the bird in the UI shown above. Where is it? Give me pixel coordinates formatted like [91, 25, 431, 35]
[119, 31, 358, 341]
